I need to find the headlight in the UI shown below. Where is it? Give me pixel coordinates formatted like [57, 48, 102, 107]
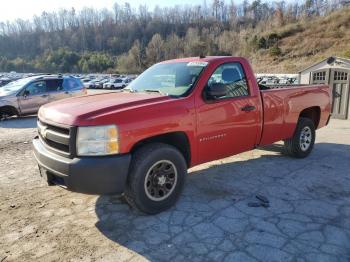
[76, 125, 119, 156]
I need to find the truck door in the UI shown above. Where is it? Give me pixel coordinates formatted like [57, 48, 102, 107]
[196, 62, 261, 164]
[18, 81, 49, 114]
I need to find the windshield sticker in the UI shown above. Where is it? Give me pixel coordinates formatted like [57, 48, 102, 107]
[187, 62, 208, 67]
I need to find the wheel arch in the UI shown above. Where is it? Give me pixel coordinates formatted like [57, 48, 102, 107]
[130, 132, 191, 167]
[0, 105, 20, 117]
[299, 106, 321, 129]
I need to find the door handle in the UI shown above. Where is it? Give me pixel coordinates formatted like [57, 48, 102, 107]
[241, 105, 256, 112]
[41, 94, 48, 98]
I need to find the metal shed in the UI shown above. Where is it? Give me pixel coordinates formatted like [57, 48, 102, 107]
[298, 57, 350, 120]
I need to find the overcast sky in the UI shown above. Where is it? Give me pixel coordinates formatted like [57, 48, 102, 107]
[0, 0, 230, 22]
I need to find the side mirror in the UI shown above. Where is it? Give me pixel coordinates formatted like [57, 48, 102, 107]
[206, 83, 227, 99]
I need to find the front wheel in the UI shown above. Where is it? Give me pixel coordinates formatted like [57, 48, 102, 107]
[0, 109, 12, 121]
[124, 143, 187, 214]
[284, 117, 315, 158]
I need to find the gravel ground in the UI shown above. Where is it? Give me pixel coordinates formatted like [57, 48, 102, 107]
[0, 117, 350, 262]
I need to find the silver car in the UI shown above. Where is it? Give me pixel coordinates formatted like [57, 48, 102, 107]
[0, 75, 86, 120]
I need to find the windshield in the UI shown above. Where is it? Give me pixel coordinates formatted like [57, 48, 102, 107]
[127, 62, 207, 96]
[0, 78, 32, 95]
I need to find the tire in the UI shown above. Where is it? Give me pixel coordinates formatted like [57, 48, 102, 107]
[124, 143, 187, 214]
[0, 111, 9, 121]
[284, 117, 315, 158]
[0, 107, 17, 121]
[0, 111, 10, 121]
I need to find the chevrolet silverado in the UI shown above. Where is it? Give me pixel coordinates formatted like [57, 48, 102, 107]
[33, 56, 331, 214]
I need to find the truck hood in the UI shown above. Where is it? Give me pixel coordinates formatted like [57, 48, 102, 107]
[39, 91, 171, 126]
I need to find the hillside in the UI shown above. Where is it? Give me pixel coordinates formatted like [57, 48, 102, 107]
[0, 2, 349, 74]
[251, 6, 350, 73]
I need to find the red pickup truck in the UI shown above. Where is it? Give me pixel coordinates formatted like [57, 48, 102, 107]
[33, 56, 331, 214]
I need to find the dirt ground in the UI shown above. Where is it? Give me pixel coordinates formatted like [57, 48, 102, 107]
[0, 117, 350, 262]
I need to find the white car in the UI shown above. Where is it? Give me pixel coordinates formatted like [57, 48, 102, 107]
[82, 79, 96, 89]
[103, 78, 127, 89]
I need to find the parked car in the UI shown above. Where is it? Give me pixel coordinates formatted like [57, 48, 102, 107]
[103, 78, 128, 89]
[0, 78, 13, 87]
[90, 79, 102, 89]
[124, 78, 133, 86]
[33, 56, 331, 214]
[286, 77, 297, 84]
[258, 76, 280, 85]
[94, 78, 110, 89]
[82, 79, 96, 89]
[0, 75, 86, 120]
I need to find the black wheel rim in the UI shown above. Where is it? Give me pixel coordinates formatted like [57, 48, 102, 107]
[144, 160, 178, 201]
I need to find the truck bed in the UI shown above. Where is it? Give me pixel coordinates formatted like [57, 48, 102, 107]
[259, 84, 331, 146]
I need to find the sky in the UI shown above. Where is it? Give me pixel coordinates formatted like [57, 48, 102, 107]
[0, 0, 227, 22]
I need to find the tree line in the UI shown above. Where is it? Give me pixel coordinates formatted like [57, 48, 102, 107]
[0, 0, 348, 73]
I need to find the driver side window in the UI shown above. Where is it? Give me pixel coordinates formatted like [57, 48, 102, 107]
[24, 81, 47, 96]
[206, 62, 249, 100]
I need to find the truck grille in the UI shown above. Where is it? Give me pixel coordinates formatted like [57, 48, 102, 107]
[37, 119, 74, 157]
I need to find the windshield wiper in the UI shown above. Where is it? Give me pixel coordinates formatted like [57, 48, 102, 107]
[143, 89, 165, 95]
[123, 88, 167, 95]
[123, 88, 137, 93]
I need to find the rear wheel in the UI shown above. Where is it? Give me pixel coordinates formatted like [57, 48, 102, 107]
[124, 143, 187, 214]
[284, 117, 315, 158]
